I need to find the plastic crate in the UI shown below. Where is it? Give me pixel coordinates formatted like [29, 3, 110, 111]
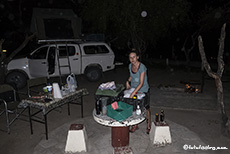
[107, 101, 133, 121]
[120, 97, 145, 111]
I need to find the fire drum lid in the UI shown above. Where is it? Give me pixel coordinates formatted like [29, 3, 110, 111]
[69, 124, 83, 130]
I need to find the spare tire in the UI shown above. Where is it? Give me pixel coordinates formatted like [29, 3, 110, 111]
[5, 71, 27, 89]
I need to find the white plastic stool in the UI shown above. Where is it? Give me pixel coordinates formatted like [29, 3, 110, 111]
[65, 124, 87, 153]
[149, 122, 172, 146]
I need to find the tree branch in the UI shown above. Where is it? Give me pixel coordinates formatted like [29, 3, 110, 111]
[4, 33, 36, 64]
[217, 23, 226, 77]
[198, 36, 217, 79]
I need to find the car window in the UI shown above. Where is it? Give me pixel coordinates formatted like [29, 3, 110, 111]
[97, 45, 109, 53]
[84, 45, 109, 54]
[84, 46, 96, 54]
[31, 46, 48, 59]
[58, 46, 75, 57]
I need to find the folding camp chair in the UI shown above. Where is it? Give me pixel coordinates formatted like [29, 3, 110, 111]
[0, 84, 26, 133]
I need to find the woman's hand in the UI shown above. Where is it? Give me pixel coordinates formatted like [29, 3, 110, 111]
[126, 81, 131, 89]
[129, 92, 135, 98]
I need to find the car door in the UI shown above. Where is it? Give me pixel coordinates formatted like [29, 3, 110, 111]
[47, 46, 56, 75]
[28, 46, 48, 77]
[57, 45, 81, 75]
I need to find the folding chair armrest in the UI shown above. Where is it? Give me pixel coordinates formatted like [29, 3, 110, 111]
[0, 99, 6, 104]
[0, 99, 8, 110]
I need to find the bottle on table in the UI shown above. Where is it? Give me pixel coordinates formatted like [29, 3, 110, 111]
[160, 109, 165, 122]
[136, 105, 141, 115]
[47, 83, 53, 98]
[101, 97, 108, 115]
[155, 113, 159, 123]
[96, 100, 101, 115]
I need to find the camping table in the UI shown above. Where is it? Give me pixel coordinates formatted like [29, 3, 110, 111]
[21, 88, 88, 140]
[93, 109, 145, 147]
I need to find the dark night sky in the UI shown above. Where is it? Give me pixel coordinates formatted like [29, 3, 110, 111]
[0, 0, 229, 61]
[1, 0, 225, 35]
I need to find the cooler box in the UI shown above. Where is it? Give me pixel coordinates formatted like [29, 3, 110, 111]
[95, 84, 125, 97]
[107, 101, 133, 122]
[95, 84, 125, 104]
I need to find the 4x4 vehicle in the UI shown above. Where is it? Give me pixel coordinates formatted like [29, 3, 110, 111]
[5, 40, 115, 89]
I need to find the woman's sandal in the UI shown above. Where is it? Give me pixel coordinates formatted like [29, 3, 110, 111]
[130, 125, 139, 133]
[146, 119, 151, 134]
[146, 128, 151, 134]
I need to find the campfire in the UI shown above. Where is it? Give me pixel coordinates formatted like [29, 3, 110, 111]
[185, 83, 199, 93]
[158, 80, 201, 94]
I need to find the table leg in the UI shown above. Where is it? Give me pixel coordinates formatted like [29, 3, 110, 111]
[44, 114, 48, 140]
[81, 96, 83, 118]
[111, 126, 129, 147]
[67, 102, 70, 115]
[28, 106, 33, 135]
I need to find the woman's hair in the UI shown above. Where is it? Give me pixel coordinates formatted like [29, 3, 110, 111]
[129, 49, 139, 56]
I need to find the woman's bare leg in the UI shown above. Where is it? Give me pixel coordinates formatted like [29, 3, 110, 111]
[146, 109, 151, 129]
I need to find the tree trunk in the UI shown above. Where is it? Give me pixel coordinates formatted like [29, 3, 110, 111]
[198, 23, 230, 137]
[200, 64, 205, 93]
[216, 77, 230, 136]
[216, 77, 224, 113]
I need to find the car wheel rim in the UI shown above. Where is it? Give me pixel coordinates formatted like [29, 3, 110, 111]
[88, 71, 99, 80]
[10, 75, 21, 86]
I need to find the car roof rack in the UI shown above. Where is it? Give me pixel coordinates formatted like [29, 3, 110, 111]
[37, 39, 82, 44]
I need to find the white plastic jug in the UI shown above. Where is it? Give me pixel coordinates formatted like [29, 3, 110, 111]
[52, 83, 62, 98]
[66, 73, 77, 92]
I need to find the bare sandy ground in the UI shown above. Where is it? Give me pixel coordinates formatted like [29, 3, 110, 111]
[0, 64, 230, 154]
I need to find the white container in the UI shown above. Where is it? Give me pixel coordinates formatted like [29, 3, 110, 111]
[52, 83, 62, 99]
[101, 97, 108, 115]
[136, 105, 141, 115]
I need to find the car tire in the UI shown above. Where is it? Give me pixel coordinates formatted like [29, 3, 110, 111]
[85, 67, 102, 82]
[5, 71, 27, 89]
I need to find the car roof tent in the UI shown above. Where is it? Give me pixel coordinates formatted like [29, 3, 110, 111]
[30, 8, 82, 40]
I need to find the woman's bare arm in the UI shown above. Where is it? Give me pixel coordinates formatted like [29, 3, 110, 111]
[129, 72, 145, 98]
